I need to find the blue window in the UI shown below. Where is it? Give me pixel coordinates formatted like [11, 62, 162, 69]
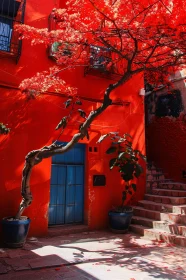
[0, 0, 22, 54]
[0, 16, 12, 52]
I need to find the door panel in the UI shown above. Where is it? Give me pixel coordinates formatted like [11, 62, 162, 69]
[49, 143, 85, 226]
[49, 166, 66, 225]
[56, 205, 65, 224]
[75, 166, 84, 222]
[75, 184, 84, 222]
[65, 166, 76, 224]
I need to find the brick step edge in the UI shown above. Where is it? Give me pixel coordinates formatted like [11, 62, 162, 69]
[138, 200, 186, 214]
[133, 206, 186, 224]
[144, 228, 186, 247]
[130, 225, 186, 247]
[132, 215, 186, 235]
[129, 224, 150, 235]
[132, 215, 154, 227]
[144, 194, 186, 205]
[153, 221, 186, 236]
[147, 179, 172, 182]
[158, 183, 186, 191]
[151, 188, 186, 197]
[133, 205, 186, 217]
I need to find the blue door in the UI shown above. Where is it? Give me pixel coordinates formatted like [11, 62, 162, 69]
[48, 143, 85, 225]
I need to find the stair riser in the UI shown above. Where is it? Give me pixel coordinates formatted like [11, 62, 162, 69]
[138, 201, 186, 214]
[147, 174, 165, 180]
[153, 222, 186, 237]
[133, 208, 186, 224]
[144, 229, 176, 243]
[129, 225, 144, 235]
[145, 195, 186, 205]
[146, 181, 172, 190]
[147, 170, 163, 175]
[130, 225, 186, 247]
[131, 218, 153, 228]
[173, 206, 186, 214]
[147, 172, 163, 177]
[175, 238, 186, 247]
[146, 182, 158, 190]
[158, 184, 186, 191]
[144, 229, 186, 247]
[147, 165, 162, 172]
[151, 189, 186, 197]
[138, 202, 172, 213]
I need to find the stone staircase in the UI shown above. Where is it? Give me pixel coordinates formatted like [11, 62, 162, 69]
[130, 162, 186, 247]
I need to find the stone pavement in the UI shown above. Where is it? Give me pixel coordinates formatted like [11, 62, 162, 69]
[0, 230, 186, 279]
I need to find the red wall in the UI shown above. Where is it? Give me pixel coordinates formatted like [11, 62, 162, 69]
[146, 72, 186, 183]
[0, 0, 145, 236]
[147, 115, 186, 182]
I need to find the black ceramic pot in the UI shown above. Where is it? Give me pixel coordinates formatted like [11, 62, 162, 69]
[108, 210, 133, 233]
[2, 216, 30, 248]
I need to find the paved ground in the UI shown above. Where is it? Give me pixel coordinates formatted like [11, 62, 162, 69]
[0, 230, 186, 279]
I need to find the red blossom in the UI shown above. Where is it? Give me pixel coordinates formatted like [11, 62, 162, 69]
[17, 0, 186, 102]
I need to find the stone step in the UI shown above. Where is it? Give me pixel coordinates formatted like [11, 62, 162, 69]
[145, 194, 186, 205]
[151, 188, 186, 197]
[129, 224, 149, 235]
[131, 216, 153, 227]
[147, 170, 164, 175]
[158, 182, 186, 191]
[147, 179, 172, 183]
[144, 228, 186, 247]
[147, 174, 165, 180]
[147, 168, 163, 173]
[153, 221, 186, 236]
[132, 216, 186, 236]
[147, 166, 163, 172]
[138, 200, 186, 214]
[133, 206, 186, 224]
[130, 225, 186, 246]
[146, 180, 172, 190]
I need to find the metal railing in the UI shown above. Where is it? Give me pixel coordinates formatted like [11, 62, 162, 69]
[48, 14, 124, 80]
[84, 45, 123, 80]
[0, 0, 26, 62]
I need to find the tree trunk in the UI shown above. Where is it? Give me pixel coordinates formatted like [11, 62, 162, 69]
[15, 72, 131, 219]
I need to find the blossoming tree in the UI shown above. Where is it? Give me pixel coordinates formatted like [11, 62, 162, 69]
[15, 0, 186, 218]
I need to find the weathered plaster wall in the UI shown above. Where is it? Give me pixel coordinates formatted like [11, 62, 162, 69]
[0, 0, 145, 236]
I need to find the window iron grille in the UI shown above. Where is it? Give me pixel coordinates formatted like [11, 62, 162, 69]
[48, 14, 124, 80]
[0, 0, 26, 62]
[84, 45, 123, 80]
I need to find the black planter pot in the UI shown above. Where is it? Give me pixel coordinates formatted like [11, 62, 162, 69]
[2, 216, 31, 248]
[108, 210, 133, 233]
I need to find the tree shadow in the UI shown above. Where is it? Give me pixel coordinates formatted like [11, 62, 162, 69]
[1, 231, 185, 279]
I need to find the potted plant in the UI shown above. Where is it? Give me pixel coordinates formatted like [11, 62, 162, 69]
[99, 133, 146, 233]
[0, 124, 31, 248]
[1, 217, 31, 248]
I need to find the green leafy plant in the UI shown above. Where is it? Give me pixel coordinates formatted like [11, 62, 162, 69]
[98, 133, 146, 212]
[0, 123, 10, 135]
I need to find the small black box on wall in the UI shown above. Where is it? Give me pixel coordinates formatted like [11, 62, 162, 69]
[93, 175, 106, 186]
[182, 170, 186, 178]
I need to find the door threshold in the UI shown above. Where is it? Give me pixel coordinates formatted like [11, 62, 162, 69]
[48, 224, 89, 237]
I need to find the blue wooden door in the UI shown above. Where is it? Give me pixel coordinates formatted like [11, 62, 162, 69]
[48, 143, 85, 225]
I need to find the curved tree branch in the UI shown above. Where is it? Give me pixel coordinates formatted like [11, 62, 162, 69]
[15, 71, 132, 219]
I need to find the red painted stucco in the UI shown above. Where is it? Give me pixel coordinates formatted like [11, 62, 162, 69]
[0, 0, 145, 236]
